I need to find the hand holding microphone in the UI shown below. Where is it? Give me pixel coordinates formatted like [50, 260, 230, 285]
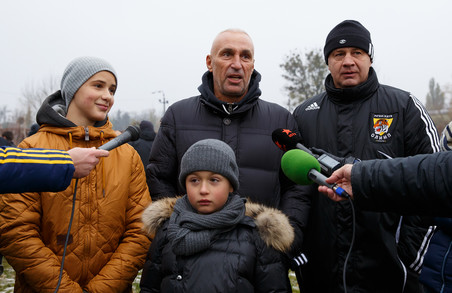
[281, 149, 350, 198]
[318, 164, 354, 201]
[65, 126, 139, 179]
[68, 148, 109, 178]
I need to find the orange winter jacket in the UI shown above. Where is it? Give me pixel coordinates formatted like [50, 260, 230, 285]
[0, 120, 151, 293]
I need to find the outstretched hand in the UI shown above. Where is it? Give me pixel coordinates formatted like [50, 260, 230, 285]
[318, 164, 354, 201]
[68, 147, 109, 178]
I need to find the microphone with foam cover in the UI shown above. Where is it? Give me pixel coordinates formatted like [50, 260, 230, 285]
[281, 149, 349, 198]
[98, 125, 140, 151]
[273, 128, 345, 176]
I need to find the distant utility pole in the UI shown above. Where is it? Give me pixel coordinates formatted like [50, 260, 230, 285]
[152, 90, 168, 114]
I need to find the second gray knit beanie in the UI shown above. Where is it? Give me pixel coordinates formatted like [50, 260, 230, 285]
[179, 139, 239, 191]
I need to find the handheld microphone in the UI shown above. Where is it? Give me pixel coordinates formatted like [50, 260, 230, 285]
[98, 125, 140, 151]
[281, 149, 349, 198]
[272, 128, 342, 176]
[271, 128, 314, 155]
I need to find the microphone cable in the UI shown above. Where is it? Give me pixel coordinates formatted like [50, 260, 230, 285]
[342, 196, 356, 293]
[54, 179, 78, 293]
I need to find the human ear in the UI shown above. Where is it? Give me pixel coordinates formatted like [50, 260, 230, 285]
[206, 55, 213, 72]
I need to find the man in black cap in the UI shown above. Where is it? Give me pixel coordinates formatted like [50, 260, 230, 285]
[292, 20, 440, 293]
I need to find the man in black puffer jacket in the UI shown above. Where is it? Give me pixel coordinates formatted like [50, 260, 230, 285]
[147, 29, 309, 262]
[293, 20, 440, 293]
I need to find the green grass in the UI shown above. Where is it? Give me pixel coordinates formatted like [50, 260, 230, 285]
[0, 260, 14, 293]
[289, 270, 300, 293]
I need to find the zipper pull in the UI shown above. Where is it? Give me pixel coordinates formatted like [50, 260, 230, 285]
[228, 103, 234, 113]
[84, 127, 89, 141]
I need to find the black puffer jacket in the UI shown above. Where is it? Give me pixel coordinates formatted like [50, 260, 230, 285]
[147, 70, 309, 255]
[352, 152, 452, 216]
[293, 68, 440, 293]
[351, 152, 452, 292]
[139, 197, 294, 293]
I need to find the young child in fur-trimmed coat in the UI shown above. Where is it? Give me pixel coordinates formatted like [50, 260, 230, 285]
[140, 139, 294, 292]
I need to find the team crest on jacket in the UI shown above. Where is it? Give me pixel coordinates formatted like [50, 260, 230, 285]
[370, 114, 395, 143]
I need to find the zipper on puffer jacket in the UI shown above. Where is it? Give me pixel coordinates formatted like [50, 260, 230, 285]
[83, 126, 92, 279]
[222, 103, 238, 115]
[68, 131, 77, 191]
[84, 126, 107, 197]
[100, 130, 106, 197]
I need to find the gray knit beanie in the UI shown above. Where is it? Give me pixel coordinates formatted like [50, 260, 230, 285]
[61, 56, 117, 110]
[179, 139, 239, 191]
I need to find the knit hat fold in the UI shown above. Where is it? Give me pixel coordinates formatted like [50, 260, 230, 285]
[179, 139, 239, 191]
[324, 20, 374, 64]
[61, 56, 117, 110]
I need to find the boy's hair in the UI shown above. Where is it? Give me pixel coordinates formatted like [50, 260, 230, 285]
[179, 139, 239, 191]
[61, 56, 117, 110]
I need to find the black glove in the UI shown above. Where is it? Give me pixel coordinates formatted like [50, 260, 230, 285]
[310, 147, 360, 175]
[289, 252, 308, 288]
[290, 252, 308, 270]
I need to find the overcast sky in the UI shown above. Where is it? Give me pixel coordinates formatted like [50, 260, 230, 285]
[1, 0, 451, 119]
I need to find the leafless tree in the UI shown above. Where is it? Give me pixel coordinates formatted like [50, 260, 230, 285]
[425, 78, 452, 133]
[20, 75, 59, 126]
[0, 105, 10, 125]
[280, 48, 328, 111]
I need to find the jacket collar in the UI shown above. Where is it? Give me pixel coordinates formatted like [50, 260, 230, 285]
[197, 70, 262, 116]
[142, 197, 294, 252]
[37, 90, 109, 128]
[325, 67, 379, 104]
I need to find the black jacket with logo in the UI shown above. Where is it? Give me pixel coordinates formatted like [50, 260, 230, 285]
[293, 67, 440, 293]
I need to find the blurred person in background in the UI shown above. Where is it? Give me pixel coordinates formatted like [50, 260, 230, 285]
[129, 120, 156, 168]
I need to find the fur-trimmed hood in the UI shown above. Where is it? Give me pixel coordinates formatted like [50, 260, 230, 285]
[142, 197, 294, 252]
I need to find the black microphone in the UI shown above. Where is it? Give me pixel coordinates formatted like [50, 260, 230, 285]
[271, 128, 314, 155]
[98, 125, 140, 151]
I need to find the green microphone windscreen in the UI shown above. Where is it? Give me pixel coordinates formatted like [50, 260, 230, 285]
[281, 149, 321, 185]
